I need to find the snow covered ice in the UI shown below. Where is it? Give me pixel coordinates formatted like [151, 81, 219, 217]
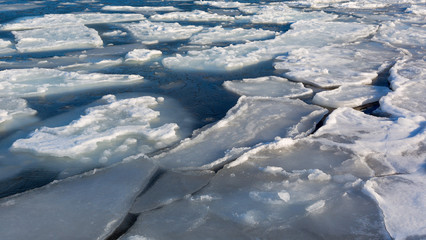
[0, 0, 425, 239]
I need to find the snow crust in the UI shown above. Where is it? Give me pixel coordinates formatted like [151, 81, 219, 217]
[0, 68, 143, 97]
[0, 97, 37, 132]
[13, 25, 103, 53]
[223, 76, 312, 98]
[189, 26, 276, 45]
[313, 85, 391, 108]
[125, 49, 162, 63]
[0, 13, 146, 31]
[11, 95, 180, 162]
[122, 20, 203, 42]
[150, 10, 235, 22]
[154, 97, 327, 169]
[0, 159, 157, 240]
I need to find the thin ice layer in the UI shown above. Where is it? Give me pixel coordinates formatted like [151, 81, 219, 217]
[0, 159, 157, 240]
[154, 96, 327, 169]
[275, 42, 398, 88]
[0, 97, 37, 132]
[189, 26, 276, 45]
[0, 13, 146, 30]
[380, 58, 426, 118]
[364, 173, 426, 240]
[163, 20, 377, 72]
[11, 95, 179, 162]
[101, 5, 180, 12]
[125, 49, 162, 63]
[0, 39, 15, 55]
[13, 25, 103, 53]
[374, 21, 426, 47]
[313, 85, 391, 108]
[0, 68, 143, 97]
[122, 139, 388, 239]
[122, 20, 203, 42]
[238, 2, 337, 24]
[313, 107, 426, 174]
[223, 76, 312, 98]
[150, 10, 235, 22]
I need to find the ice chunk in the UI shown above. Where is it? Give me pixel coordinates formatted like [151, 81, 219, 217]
[13, 25, 103, 53]
[0, 68, 143, 97]
[286, 0, 347, 9]
[313, 107, 426, 174]
[125, 49, 162, 63]
[0, 39, 15, 55]
[223, 76, 312, 98]
[313, 85, 391, 108]
[306, 200, 326, 213]
[150, 10, 235, 22]
[130, 170, 214, 213]
[11, 95, 180, 163]
[194, 1, 250, 8]
[122, 20, 203, 42]
[364, 173, 426, 240]
[0, 13, 146, 31]
[0, 159, 157, 240]
[154, 97, 327, 169]
[189, 26, 276, 45]
[0, 97, 37, 132]
[275, 42, 399, 88]
[374, 21, 426, 47]
[102, 30, 127, 37]
[101, 5, 180, 12]
[380, 58, 426, 118]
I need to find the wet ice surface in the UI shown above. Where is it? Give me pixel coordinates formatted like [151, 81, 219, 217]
[0, 0, 425, 239]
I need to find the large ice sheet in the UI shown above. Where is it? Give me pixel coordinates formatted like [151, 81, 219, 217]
[274, 42, 399, 88]
[189, 26, 276, 45]
[374, 21, 426, 47]
[154, 97, 327, 169]
[0, 159, 157, 240]
[0, 68, 143, 97]
[380, 58, 426, 118]
[0, 39, 14, 55]
[122, 139, 388, 239]
[11, 95, 180, 163]
[0, 13, 146, 31]
[312, 85, 391, 108]
[125, 49, 162, 63]
[122, 20, 203, 43]
[364, 173, 426, 240]
[313, 107, 426, 174]
[150, 10, 235, 22]
[223, 76, 312, 98]
[101, 5, 180, 12]
[0, 97, 37, 132]
[13, 25, 103, 53]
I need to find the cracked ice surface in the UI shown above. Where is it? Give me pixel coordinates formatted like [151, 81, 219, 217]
[122, 20, 203, 43]
[0, 159, 157, 240]
[11, 95, 180, 163]
[13, 25, 103, 53]
[0, 13, 146, 30]
[154, 97, 327, 170]
[312, 85, 391, 108]
[223, 76, 313, 98]
[0, 68, 143, 97]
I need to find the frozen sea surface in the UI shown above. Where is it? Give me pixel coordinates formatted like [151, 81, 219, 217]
[0, 0, 424, 239]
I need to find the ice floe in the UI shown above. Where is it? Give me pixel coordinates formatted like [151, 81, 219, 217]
[0, 13, 146, 31]
[223, 76, 312, 98]
[150, 10, 235, 22]
[11, 95, 180, 163]
[313, 85, 391, 108]
[125, 49, 162, 63]
[313, 107, 426, 174]
[286, 0, 347, 9]
[0, 68, 143, 97]
[0, 39, 15, 55]
[101, 5, 180, 12]
[122, 20, 203, 43]
[0, 3, 42, 12]
[195, 1, 250, 8]
[0, 159, 157, 240]
[274, 42, 399, 88]
[374, 21, 426, 47]
[364, 173, 426, 240]
[0, 97, 37, 132]
[380, 58, 426, 118]
[154, 97, 327, 169]
[12, 25, 103, 53]
[189, 26, 276, 45]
